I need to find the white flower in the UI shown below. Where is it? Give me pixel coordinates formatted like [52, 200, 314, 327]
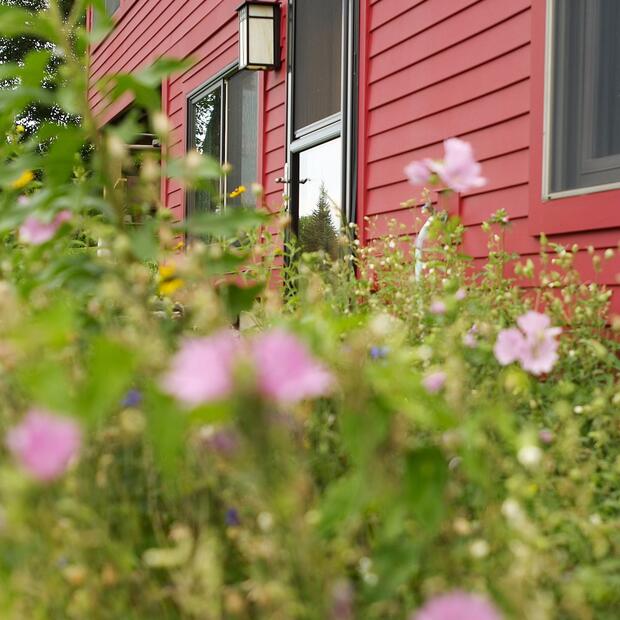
[517, 445, 542, 468]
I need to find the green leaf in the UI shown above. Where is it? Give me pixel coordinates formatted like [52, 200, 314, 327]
[145, 389, 189, 487]
[77, 338, 138, 426]
[403, 446, 448, 530]
[217, 282, 264, 319]
[178, 207, 268, 238]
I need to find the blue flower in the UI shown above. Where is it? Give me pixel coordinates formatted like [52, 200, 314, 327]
[121, 389, 142, 408]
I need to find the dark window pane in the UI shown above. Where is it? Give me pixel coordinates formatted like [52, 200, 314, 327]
[551, 0, 620, 193]
[297, 138, 342, 259]
[294, 0, 342, 132]
[593, 0, 620, 158]
[226, 71, 259, 207]
[189, 86, 222, 215]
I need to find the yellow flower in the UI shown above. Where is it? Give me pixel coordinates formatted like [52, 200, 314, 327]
[229, 185, 247, 199]
[158, 262, 184, 296]
[15, 124, 25, 134]
[159, 263, 177, 280]
[10, 170, 34, 190]
[159, 278, 184, 297]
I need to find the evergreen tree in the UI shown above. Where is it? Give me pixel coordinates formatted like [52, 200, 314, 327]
[298, 183, 339, 259]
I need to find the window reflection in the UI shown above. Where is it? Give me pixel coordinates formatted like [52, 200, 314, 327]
[190, 87, 222, 215]
[297, 138, 342, 259]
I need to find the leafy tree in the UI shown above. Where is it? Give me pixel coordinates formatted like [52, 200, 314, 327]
[298, 183, 339, 259]
[0, 0, 76, 133]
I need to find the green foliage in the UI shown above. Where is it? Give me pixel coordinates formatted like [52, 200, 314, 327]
[0, 3, 619, 620]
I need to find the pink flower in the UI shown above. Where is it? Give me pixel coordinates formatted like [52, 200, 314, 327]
[405, 160, 432, 186]
[251, 329, 333, 404]
[455, 288, 467, 301]
[430, 300, 447, 315]
[422, 371, 447, 394]
[494, 311, 561, 375]
[162, 331, 241, 406]
[427, 138, 487, 193]
[493, 327, 525, 366]
[7, 410, 81, 482]
[412, 591, 502, 620]
[517, 311, 562, 375]
[19, 210, 71, 245]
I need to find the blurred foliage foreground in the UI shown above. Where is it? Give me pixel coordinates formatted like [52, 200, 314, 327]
[1, 3, 620, 619]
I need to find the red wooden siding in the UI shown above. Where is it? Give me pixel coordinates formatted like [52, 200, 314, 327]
[358, 0, 620, 311]
[89, 0, 620, 312]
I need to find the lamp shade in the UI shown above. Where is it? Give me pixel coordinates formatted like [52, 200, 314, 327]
[237, 1, 280, 71]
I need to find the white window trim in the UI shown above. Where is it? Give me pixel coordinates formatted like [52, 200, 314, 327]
[542, 0, 620, 200]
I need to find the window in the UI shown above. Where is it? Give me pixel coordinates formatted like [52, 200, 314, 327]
[548, 0, 620, 195]
[187, 69, 259, 217]
[288, 0, 357, 255]
[105, 0, 121, 14]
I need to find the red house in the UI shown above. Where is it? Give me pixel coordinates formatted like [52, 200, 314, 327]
[89, 0, 620, 310]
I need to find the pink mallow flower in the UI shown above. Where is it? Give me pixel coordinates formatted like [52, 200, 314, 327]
[19, 210, 71, 245]
[251, 329, 333, 404]
[162, 331, 241, 406]
[494, 311, 561, 376]
[422, 371, 447, 394]
[405, 160, 432, 186]
[426, 138, 487, 193]
[7, 410, 81, 482]
[412, 591, 502, 620]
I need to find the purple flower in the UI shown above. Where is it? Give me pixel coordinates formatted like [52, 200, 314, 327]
[19, 210, 71, 245]
[225, 508, 241, 527]
[405, 160, 432, 187]
[494, 311, 561, 376]
[426, 138, 487, 193]
[412, 591, 502, 620]
[422, 371, 447, 394]
[121, 389, 142, 408]
[162, 331, 241, 406]
[430, 300, 447, 315]
[7, 410, 81, 482]
[370, 346, 389, 360]
[251, 329, 333, 405]
[199, 425, 240, 457]
[455, 288, 467, 301]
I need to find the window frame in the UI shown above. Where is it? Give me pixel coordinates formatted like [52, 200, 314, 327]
[285, 0, 359, 240]
[530, 0, 620, 235]
[185, 63, 259, 219]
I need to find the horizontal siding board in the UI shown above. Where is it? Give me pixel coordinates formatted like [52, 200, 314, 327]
[369, 0, 481, 57]
[368, 45, 530, 137]
[369, 0, 529, 84]
[369, 9, 530, 111]
[367, 114, 530, 189]
[368, 79, 530, 163]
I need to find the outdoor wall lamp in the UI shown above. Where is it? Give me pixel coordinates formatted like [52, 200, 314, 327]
[237, 1, 281, 71]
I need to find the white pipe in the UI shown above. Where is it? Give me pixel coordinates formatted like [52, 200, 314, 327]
[415, 212, 435, 281]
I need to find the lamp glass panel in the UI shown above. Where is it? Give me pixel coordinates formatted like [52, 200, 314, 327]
[248, 4, 273, 17]
[248, 17, 274, 66]
[239, 9, 248, 68]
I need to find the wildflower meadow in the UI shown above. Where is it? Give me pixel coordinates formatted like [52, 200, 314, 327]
[0, 2, 619, 619]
